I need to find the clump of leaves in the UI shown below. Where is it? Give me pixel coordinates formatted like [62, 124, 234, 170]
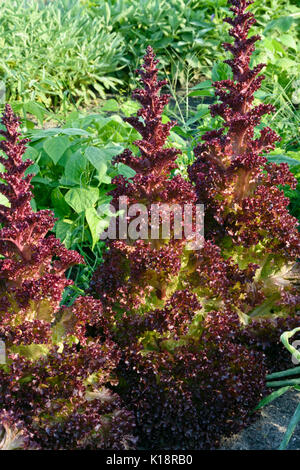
[0, 0, 126, 109]
[90, 45, 267, 449]
[0, 105, 136, 450]
[188, 0, 300, 320]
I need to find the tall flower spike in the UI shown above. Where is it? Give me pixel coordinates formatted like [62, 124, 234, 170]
[188, 0, 300, 315]
[91, 46, 198, 310]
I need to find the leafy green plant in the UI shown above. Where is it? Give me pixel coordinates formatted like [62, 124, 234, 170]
[0, 0, 126, 109]
[85, 0, 222, 85]
[256, 327, 300, 450]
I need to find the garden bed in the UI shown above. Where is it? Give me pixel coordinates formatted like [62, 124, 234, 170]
[221, 389, 300, 450]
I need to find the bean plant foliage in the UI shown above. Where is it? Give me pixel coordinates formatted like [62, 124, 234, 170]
[0, 0, 299, 451]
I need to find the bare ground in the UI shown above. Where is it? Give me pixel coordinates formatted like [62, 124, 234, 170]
[220, 389, 300, 450]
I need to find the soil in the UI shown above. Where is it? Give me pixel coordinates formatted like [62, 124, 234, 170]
[220, 389, 300, 450]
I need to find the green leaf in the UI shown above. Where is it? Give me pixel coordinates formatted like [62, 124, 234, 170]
[51, 187, 71, 217]
[188, 89, 214, 97]
[43, 135, 71, 165]
[29, 128, 90, 141]
[24, 162, 39, 177]
[186, 109, 210, 126]
[85, 206, 110, 249]
[120, 100, 140, 117]
[190, 80, 213, 90]
[0, 192, 10, 208]
[60, 128, 91, 136]
[267, 154, 300, 167]
[254, 386, 291, 410]
[85, 145, 122, 183]
[84, 146, 107, 171]
[10, 344, 50, 361]
[280, 34, 297, 50]
[61, 149, 87, 185]
[64, 187, 99, 214]
[55, 219, 74, 247]
[264, 16, 294, 34]
[212, 62, 232, 81]
[23, 146, 39, 161]
[24, 101, 47, 126]
[117, 163, 136, 179]
[101, 99, 119, 112]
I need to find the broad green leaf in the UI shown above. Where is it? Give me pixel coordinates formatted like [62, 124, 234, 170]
[186, 109, 210, 126]
[117, 162, 136, 179]
[190, 80, 213, 90]
[101, 99, 119, 112]
[23, 146, 39, 161]
[85, 145, 122, 183]
[43, 135, 71, 164]
[212, 62, 232, 81]
[24, 162, 39, 177]
[255, 386, 291, 410]
[61, 149, 87, 185]
[276, 58, 298, 69]
[60, 128, 91, 136]
[280, 34, 297, 50]
[29, 128, 90, 141]
[121, 100, 140, 117]
[84, 146, 107, 172]
[51, 187, 71, 217]
[264, 16, 294, 34]
[267, 154, 300, 167]
[55, 219, 74, 247]
[64, 187, 99, 213]
[188, 89, 214, 97]
[0, 192, 10, 207]
[24, 101, 47, 126]
[85, 206, 110, 249]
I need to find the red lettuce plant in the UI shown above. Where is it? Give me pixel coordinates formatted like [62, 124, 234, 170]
[91, 0, 300, 449]
[90, 46, 267, 449]
[91, 46, 255, 315]
[188, 0, 300, 320]
[0, 105, 135, 449]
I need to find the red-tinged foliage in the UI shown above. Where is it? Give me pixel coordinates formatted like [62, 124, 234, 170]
[188, 0, 300, 315]
[90, 40, 268, 449]
[0, 105, 83, 322]
[115, 308, 266, 450]
[0, 339, 136, 450]
[0, 106, 135, 450]
[91, 46, 198, 311]
[1, 0, 299, 450]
